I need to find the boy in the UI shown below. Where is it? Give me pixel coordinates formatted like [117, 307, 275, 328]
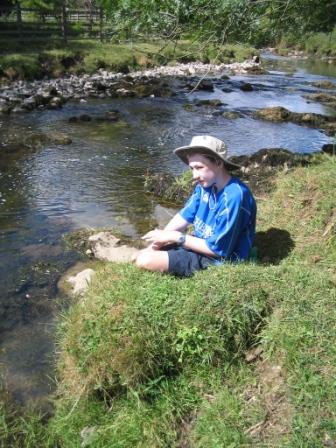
[133, 135, 256, 277]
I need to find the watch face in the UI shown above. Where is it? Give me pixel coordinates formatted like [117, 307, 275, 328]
[178, 234, 186, 245]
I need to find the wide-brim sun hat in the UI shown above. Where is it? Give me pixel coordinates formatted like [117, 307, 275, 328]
[174, 135, 240, 171]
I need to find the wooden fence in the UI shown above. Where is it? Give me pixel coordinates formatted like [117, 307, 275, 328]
[0, 5, 107, 43]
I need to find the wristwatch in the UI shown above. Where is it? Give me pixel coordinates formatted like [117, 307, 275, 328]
[177, 233, 186, 246]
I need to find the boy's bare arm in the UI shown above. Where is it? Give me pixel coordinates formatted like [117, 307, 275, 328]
[141, 229, 217, 257]
[164, 213, 189, 231]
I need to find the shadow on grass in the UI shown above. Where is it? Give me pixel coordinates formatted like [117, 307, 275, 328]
[255, 227, 295, 264]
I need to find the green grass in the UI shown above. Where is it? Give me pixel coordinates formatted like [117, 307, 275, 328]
[0, 39, 257, 80]
[257, 153, 336, 269]
[277, 27, 336, 57]
[0, 392, 52, 448]
[1, 154, 335, 446]
[304, 27, 336, 57]
[56, 262, 271, 401]
[261, 265, 336, 446]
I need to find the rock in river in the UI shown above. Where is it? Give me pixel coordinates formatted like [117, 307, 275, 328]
[67, 269, 95, 295]
[88, 232, 138, 262]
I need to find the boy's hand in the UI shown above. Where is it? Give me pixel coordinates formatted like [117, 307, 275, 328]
[141, 229, 181, 249]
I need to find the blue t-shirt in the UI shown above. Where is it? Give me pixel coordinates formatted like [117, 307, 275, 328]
[179, 178, 256, 261]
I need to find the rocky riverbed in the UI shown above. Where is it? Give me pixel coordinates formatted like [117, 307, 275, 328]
[0, 59, 263, 114]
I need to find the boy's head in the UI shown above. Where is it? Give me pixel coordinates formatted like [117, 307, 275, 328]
[174, 135, 240, 171]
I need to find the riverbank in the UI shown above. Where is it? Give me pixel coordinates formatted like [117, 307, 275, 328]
[273, 28, 336, 60]
[1, 152, 335, 447]
[0, 39, 257, 83]
[0, 57, 262, 115]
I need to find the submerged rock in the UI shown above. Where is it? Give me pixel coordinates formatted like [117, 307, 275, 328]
[183, 103, 193, 111]
[69, 110, 121, 123]
[222, 111, 242, 119]
[195, 98, 223, 107]
[255, 106, 336, 135]
[310, 80, 336, 89]
[1, 130, 72, 152]
[49, 132, 72, 145]
[68, 113, 93, 122]
[221, 86, 234, 93]
[304, 92, 336, 106]
[195, 79, 214, 91]
[240, 82, 253, 92]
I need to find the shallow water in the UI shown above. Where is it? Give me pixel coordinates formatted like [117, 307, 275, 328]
[0, 53, 335, 408]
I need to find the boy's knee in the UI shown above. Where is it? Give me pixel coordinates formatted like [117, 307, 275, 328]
[134, 249, 169, 273]
[134, 250, 152, 270]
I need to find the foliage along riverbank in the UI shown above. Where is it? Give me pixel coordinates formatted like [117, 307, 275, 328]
[272, 27, 336, 60]
[0, 39, 257, 82]
[1, 30, 335, 85]
[1, 152, 335, 447]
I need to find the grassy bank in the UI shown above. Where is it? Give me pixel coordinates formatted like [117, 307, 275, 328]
[0, 39, 256, 81]
[276, 27, 336, 58]
[0, 153, 335, 447]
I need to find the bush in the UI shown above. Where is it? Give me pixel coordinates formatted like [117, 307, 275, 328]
[304, 27, 336, 57]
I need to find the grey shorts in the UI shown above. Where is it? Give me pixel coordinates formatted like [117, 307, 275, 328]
[166, 246, 220, 277]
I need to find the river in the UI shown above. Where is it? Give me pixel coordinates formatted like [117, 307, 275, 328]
[0, 53, 335, 409]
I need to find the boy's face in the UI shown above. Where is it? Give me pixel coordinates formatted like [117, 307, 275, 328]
[188, 154, 222, 188]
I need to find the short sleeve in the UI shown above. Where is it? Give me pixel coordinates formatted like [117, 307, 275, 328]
[206, 189, 243, 258]
[179, 185, 201, 224]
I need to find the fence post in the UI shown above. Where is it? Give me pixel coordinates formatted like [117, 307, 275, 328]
[88, 9, 93, 37]
[99, 8, 104, 42]
[16, 1, 22, 39]
[61, 4, 67, 44]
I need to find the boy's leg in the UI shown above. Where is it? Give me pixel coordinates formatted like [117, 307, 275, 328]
[133, 248, 169, 273]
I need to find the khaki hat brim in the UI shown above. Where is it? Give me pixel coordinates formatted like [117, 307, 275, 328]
[174, 145, 241, 171]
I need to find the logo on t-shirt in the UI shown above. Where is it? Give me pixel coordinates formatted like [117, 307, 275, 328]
[194, 216, 213, 238]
